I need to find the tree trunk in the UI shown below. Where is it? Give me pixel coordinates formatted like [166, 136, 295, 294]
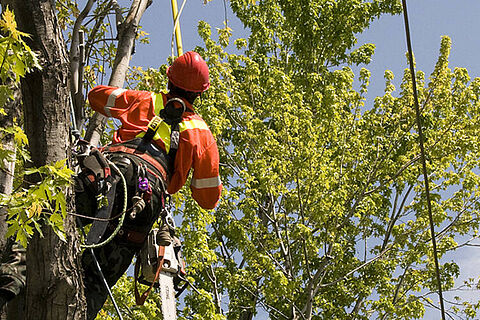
[6, 0, 86, 319]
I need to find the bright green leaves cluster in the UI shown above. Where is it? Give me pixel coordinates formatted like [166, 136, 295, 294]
[230, 0, 401, 70]
[0, 8, 40, 109]
[0, 6, 35, 171]
[129, 65, 169, 93]
[163, 1, 480, 319]
[0, 160, 73, 248]
[96, 275, 163, 320]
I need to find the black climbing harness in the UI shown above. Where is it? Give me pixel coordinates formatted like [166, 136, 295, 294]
[73, 141, 128, 249]
[139, 97, 189, 172]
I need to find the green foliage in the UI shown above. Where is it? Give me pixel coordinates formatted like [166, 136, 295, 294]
[0, 160, 73, 247]
[164, 1, 480, 319]
[96, 275, 163, 320]
[0, 7, 40, 107]
[128, 65, 169, 93]
[0, 6, 37, 163]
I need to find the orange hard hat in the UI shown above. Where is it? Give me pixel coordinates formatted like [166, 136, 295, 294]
[167, 51, 210, 93]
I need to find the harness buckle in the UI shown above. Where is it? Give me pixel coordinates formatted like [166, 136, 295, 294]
[147, 115, 162, 132]
[164, 210, 176, 230]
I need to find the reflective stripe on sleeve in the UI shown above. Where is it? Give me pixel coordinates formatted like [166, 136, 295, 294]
[104, 88, 126, 116]
[191, 176, 222, 189]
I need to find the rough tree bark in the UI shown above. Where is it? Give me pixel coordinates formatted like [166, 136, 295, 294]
[6, 0, 86, 319]
[0, 83, 21, 320]
[84, 0, 152, 146]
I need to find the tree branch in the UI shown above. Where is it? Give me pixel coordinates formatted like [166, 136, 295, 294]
[84, 0, 152, 146]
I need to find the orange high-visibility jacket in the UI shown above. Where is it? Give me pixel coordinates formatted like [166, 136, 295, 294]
[88, 85, 222, 209]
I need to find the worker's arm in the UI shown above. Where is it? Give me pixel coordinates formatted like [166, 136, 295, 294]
[189, 140, 222, 209]
[167, 127, 222, 209]
[88, 85, 151, 118]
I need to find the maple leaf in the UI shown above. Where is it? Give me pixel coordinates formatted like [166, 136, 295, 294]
[0, 7, 29, 41]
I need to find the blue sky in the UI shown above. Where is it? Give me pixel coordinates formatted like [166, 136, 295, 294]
[126, 0, 480, 318]
[132, 0, 480, 110]
[357, 0, 480, 106]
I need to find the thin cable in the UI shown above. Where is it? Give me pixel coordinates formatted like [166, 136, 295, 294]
[70, 208, 126, 222]
[80, 227, 124, 320]
[401, 1, 446, 319]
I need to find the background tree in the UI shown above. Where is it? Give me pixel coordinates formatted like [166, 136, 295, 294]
[164, 1, 480, 319]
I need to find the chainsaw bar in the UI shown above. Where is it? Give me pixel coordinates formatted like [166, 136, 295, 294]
[159, 270, 177, 319]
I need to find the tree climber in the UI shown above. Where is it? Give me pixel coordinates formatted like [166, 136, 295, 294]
[76, 50, 222, 319]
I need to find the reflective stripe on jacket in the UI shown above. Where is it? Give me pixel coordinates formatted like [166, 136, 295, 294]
[88, 85, 222, 209]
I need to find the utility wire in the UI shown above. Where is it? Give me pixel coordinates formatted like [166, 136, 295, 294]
[400, 1, 446, 319]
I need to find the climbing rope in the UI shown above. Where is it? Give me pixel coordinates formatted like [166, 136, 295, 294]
[80, 161, 128, 249]
[80, 224, 124, 320]
[401, 1, 446, 319]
